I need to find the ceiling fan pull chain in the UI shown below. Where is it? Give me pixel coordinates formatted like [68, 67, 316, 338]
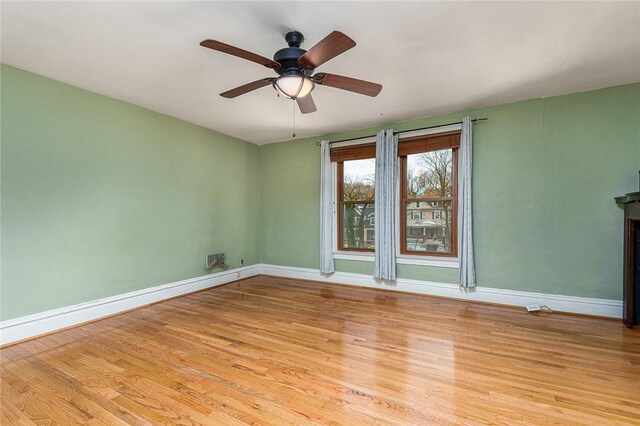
[292, 99, 297, 138]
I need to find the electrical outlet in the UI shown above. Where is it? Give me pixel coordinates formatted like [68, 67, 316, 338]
[526, 304, 541, 312]
[241, 259, 244, 265]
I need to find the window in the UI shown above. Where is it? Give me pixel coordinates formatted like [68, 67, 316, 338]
[400, 131, 459, 256]
[330, 130, 459, 258]
[333, 142, 376, 250]
[364, 229, 375, 244]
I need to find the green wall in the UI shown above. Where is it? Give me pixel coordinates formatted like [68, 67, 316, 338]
[1, 65, 259, 320]
[258, 83, 640, 300]
[2, 64, 638, 322]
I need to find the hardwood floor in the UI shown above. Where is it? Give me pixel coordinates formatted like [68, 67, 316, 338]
[1, 276, 639, 425]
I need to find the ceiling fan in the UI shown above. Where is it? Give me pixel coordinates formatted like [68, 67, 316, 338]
[199, 30, 383, 114]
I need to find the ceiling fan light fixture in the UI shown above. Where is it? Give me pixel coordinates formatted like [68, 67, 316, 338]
[273, 75, 314, 99]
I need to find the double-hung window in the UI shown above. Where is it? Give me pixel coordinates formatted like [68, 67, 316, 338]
[332, 143, 376, 251]
[331, 130, 460, 258]
[399, 131, 460, 257]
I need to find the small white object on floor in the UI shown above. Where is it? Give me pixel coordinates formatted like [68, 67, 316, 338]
[526, 304, 553, 313]
[526, 304, 542, 312]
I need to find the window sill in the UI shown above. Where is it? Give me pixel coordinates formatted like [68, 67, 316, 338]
[397, 254, 459, 269]
[334, 251, 375, 262]
[333, 251, 459, 269]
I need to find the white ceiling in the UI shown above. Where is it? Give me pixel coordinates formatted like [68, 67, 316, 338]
[2, 2, 640, 145]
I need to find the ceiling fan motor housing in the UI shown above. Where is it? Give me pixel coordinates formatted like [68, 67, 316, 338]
[274, 31, 312, 76]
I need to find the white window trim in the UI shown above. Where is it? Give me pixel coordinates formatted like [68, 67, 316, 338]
[333, 251, 458, 269]
[330, 135, 377, 148]
[333, 251, 374, 262]
[332, 162, 338, 252]
[331, 124, 461, 269]
[397, 254, 459, 268]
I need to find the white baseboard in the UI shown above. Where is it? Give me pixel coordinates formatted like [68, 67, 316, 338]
[0, 265, 261, 346]
[259, 264, 623, 319]
[0, 262, 623, 346]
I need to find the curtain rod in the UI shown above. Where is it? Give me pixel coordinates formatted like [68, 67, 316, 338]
[314, 118, 488, 146]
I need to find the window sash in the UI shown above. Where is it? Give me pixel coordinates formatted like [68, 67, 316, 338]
[337, 161, 374, 252]
[400, 148, 458, 257]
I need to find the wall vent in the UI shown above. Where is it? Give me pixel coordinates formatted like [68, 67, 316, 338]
[206, 252, 228, 272]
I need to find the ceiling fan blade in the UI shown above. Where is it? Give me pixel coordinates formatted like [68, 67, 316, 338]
[314, 73, 382, 97]
[296, 94, 317, 114]
[200, 39, 281, 69]
[297, 31, 356, 70]
[220, 78, 274, 98]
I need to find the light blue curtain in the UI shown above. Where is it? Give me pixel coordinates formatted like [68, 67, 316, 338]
[458, 117, 475, 287]
[319, 140, 335, 274]
[374, 129, 398, 281]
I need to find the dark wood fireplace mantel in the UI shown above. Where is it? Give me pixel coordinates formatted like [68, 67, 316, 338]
[616, 191, 640, 328]
[615, 192, 640, 204]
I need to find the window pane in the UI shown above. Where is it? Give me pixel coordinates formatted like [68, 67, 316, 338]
[343, 159, 375, 201]
[342, 203, 375, 249]
[406, 150, 452, 198]
[405, 200, 453, 253]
